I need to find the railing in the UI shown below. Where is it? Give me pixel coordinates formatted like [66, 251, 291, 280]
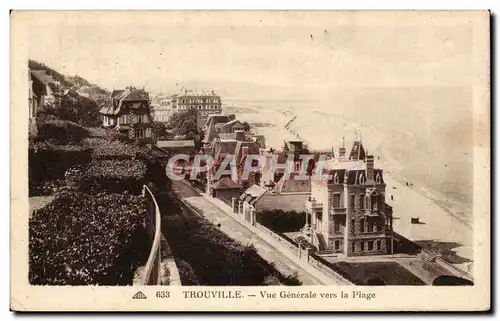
[142, 184, 162, 285]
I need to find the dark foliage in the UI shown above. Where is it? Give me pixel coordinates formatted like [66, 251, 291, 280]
[152, 122, 167, 139]
[53, 94, 102, 127]
[309, 254, 426, 285]
[36, 120, 90, 145]
[162, 214, 301, 286]
[29, 60, 71, 87]
[256, 209, 306, 233]
[29, 191, 150, 285]
[242, 121, 251, 131]
[165, 110, 204, 146]
[80, 160, 147, 195]
[29, 142, 92, 196]
[176, 259, 200, 285]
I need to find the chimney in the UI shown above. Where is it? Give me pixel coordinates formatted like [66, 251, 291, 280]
[339, 137, 346, 159]
[235, 130, 245, 141]
[366, 155, 375, 184]
[241, 146, 249, 159]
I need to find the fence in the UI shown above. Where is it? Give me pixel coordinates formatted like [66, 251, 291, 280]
[254, 222, 352, 284]
[142, 184, 162, 285]
[254, 223, 299, 253]
[420, 249, 473, 281]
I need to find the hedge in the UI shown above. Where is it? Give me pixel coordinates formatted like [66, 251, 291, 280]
[83, 138, 142, 160]
[36, 120, 89, 145]
[80, 160, 147, 194]
[29, 142, 92, 196]
[29, 191, 150, 285]
[256, 209, 306, 233]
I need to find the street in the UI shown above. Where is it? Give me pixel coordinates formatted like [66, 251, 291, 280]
[170, 180, 327, 285]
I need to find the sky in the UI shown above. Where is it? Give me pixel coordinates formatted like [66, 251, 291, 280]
[25, 11, 476, 97]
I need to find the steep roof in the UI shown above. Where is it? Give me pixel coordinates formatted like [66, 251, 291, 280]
[275, 173, 311, 193]
[239, 184, 267, 205]
[219, 119, 244, 129]
[122, 90, 149, 102]
[111, 89, 125, 98]
[234, 141, 261, 164]
[213, 140, 238, 162]
[203, 114, 231, 129]
[30, 70, 48, 85]
[212, 177, 242, 190]
[348, 141, 366, 160]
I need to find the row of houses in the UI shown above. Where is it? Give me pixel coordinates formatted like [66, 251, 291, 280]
[201, 117, 394, 256]
[150, 92, 394, 257]
[150, 89, 223, 128]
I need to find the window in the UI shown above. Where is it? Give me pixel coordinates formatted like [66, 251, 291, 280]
[351, 242, 355, 253]
[368, 219, 374, 232]
[332, 193, 341, 208]
[333, 172, 339, 184]
[371, 195, 378, 210]
[360, 194, 364, 209]
[334, 240, 341, 251]
[359, 173, 365, 184]
[334, 220, 341, 233]
[350, 194, 355, 210]
[372, 220, 377, 232]
[136, 128, 145, 139]
[375, 240, 380, 250]
[360, 218, 365, 233]
[360, 242, 365, 252]
[368, 241, 373, 251]
[376, 173, 382, 184]
[351, 219, 355, 234]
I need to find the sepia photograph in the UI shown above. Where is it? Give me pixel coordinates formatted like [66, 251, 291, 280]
[10, 10, 490, 311]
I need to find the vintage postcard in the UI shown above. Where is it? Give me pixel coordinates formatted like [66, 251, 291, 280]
[11, 10, 490, 311]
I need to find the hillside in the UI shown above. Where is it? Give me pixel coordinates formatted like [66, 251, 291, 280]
[30, 59, 111, 127]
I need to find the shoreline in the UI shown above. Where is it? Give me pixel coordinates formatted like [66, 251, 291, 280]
[224, 102, 473, 272]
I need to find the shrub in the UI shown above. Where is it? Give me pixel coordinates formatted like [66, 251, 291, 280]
[80, 160, 147, 194]
[103, 129, 130, 142]
[84, 138, 142, 160]
[29, 142, 92, 196]
[29, 191, 150, 285]
[256, 210, 306, 233]
[162, 214, 302, 286]
[176, 259, 200, 285]
[36, 120, 89, 145]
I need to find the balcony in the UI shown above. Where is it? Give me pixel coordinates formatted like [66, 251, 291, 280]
[306, 198, 323, 212]
[330, 207, 346, 216]
[364, 209, 380, 217]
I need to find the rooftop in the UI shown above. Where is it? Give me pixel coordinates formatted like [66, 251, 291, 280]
[157, 140, 195, 148]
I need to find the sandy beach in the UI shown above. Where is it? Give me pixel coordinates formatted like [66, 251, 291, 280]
[224, 99, 473, 273]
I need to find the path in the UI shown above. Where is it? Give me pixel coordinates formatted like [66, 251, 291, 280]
[170, 180, 337, 285]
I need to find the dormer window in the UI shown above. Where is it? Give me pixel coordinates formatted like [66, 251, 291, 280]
[359, 173, 365, 185]
[333, 172, 339, 184]
[376, 173, 382, 184]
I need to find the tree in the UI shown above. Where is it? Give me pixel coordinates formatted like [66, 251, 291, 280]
[242, 121, 251, 132]
[152, 122, 167, 139]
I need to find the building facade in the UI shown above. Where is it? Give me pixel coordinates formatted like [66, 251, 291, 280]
[303, 140, 393, 256]
[100, 88, 154, 145]
[176, 90, 222, 128]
